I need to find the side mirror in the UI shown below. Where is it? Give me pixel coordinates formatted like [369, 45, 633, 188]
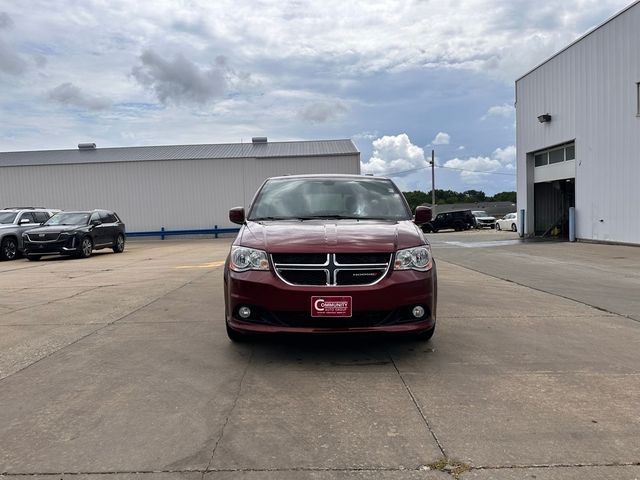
[229, 207, 246, 225]
[19, 218, 31, 225]
[414, 206, 432, 225]
[91, 220, 102, 227]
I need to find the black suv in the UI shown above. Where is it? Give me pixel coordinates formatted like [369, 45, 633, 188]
[22, 210, 126, 260]
[421, 210, 475, 233]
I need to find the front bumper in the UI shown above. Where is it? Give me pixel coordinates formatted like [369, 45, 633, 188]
[225, 265, 437, 335]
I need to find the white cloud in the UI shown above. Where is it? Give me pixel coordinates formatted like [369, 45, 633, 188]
[482, 103, 515, 119]
[443, 144, 515, 184]
[361, 133, 426, 176]
[432, 132, 450, 145]
[493, 145, 516, 166]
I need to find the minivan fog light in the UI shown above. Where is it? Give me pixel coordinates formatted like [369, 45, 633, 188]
[412, 306, 425, 318]
[238, 306, 251, 319]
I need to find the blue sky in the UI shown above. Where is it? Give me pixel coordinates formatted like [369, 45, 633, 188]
[0, 0, 631, 194]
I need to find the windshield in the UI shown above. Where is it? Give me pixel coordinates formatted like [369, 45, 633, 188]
[0, 212, 18, 224]
[249, 178, 412, 221]
[472, 211, 489, 217]
[44, 212, 90, 226]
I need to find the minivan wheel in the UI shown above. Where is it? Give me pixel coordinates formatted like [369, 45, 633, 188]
[511, 223, 517, 232]
[226, 322, 248, 342]
[414, 325, 435, 342]
[1, 237, 18, 261]
[496, 223, 501, 231]
[78, 237, 93, 258]
[113, 234, 125, 253]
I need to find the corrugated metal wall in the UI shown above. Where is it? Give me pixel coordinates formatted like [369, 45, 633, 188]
[516, 2, 640, 244]
[0, 155, 360, 231]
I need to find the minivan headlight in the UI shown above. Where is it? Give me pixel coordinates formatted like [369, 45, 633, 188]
[394, 245, 432, 271]
[229, 246, 269, 272]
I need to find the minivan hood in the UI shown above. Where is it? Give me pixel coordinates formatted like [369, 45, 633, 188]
[237, 220, 426, 253]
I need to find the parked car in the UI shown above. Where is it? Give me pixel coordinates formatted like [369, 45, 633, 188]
[496, 212, 518, 232]
[0, 208, 59, 261]
[224, 174, 437, 342]
[22, 210, 126, 260]
[421, 209, 475, 233]
[472, 210, 496, 229]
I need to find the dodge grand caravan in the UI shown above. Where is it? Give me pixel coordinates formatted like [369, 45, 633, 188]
[224, 175, 437, 341]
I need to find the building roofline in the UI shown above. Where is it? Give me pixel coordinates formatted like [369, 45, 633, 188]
[0, 138, 356, 155]
[515, 0, 640, 83]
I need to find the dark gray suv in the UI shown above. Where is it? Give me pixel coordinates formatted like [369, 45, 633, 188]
[23, 210, 126, 260]
[0, 208, 59, 261]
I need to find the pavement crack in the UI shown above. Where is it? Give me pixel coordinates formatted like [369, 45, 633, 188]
[386, 349, 447, 458]
[202, 347, 254, 477]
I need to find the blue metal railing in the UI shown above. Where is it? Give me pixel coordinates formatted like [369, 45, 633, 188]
[127, 225, 240, 240]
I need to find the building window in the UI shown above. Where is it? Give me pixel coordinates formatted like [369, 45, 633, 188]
[533, 142, 575, 168]
[534, 152, 548, 167]
[548, 148, 564, 164]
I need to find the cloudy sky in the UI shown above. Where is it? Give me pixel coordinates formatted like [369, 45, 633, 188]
[0, 0, 630, 194]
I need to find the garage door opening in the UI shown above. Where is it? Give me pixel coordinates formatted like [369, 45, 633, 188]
[534, 178, 575, 237]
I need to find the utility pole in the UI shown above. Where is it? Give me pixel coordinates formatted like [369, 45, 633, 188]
[430, 149, 436, 207]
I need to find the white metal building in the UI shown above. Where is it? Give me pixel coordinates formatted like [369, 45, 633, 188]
[0, 138, 360, 232]
[516, 1, 640, 245]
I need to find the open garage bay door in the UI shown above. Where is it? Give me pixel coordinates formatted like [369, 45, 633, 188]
[534, 179, 575, 236]
[532, 143, 576, 237]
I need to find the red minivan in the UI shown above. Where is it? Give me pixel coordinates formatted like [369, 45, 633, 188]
[224, 175, 437, 341]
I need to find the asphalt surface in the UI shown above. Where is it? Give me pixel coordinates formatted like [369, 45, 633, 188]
[0, 232, 638, 480]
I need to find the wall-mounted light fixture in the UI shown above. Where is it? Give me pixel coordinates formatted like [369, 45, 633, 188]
[537, 113, 552, 123]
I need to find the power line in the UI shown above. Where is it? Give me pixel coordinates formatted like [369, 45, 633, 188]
[373, 163, 516, 177]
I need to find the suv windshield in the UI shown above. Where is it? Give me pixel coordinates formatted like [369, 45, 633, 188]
[45, 212, 90, 226]
[472, 211, 489, 217]
[0, 212, 18, 224]
[249, 178, 411, 221]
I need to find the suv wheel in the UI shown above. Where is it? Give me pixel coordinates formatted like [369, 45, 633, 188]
[421, 224, 432, 233]
[1, 237, 18, 261]
[113, 234, 125, 253]
[78, 236, 93, 258]
[511, 223, 517, 232]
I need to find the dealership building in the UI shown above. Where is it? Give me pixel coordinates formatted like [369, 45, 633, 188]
[516, 1, 640, 245]
[0, 138, 360, 233]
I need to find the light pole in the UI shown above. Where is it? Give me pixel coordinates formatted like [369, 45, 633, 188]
[430, 149, 436, 207]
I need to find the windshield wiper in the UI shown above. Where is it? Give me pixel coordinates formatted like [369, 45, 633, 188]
[298, 215, 361, 220]
[251, 216, 292, 221]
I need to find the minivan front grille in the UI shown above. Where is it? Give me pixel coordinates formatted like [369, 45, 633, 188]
[272, 253, 391, 286]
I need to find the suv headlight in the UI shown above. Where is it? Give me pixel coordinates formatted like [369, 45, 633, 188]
[394, 245, 432, 271]
[229, 246, 269, 272]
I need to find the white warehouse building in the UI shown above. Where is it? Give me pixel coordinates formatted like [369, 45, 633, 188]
[516, 1, 640, 245]
[0, 138, 360, 233]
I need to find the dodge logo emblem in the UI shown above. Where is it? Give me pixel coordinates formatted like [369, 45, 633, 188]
[39, 234, 45, 237]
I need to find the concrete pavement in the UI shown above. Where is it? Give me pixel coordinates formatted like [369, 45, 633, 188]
[0, 234, 638, 479]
